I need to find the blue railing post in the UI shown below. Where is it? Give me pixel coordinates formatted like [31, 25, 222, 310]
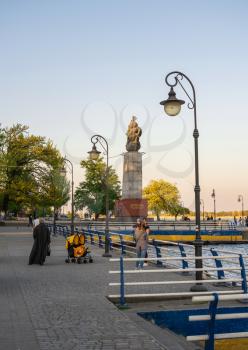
[109, 235, 113, 251]
[210, 249, 225, 280]
[178, 244, 189, 270]
[66, 226, 70, 236]
[90, 232, 94, 245]
[98, 233, 103, 248]
[205, 293, 219, 350]
[120, 235, 126, 255]
[153, 240, 163, 266]
[119, 256, 126, 307]
[239, 254, 248, 293]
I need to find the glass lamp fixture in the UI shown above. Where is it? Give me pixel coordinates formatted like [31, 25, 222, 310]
[60, 166, 67, 176]
[88, 144, 101, 160]
[160, 87, 185, 116]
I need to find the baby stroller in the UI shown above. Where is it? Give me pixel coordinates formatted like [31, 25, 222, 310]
[65, 232, 93, 264]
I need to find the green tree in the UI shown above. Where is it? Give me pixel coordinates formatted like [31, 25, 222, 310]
[0, 124, 64, 216]
[168, 203, 190, 220]
[39, 168, 70, 212]
[75, 157, 121, 220]
[143, 179, 180, 220]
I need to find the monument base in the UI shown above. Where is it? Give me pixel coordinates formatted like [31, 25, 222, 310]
[114, 199, 148, 222]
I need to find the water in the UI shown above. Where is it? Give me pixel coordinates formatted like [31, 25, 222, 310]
[147, 243, 248, 285]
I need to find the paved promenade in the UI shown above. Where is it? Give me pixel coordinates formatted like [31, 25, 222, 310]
[0, 228, 198, 350]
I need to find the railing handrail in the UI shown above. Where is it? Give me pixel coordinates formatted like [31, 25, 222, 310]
[187, 292, 248, 348]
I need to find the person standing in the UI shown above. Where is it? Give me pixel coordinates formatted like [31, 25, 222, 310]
[143, 218, 150, 266]
[234, 216, 237, 226]
[134, 219, 148, 269]
[28, 214, 33, 227]
[28, 218, 51, 265]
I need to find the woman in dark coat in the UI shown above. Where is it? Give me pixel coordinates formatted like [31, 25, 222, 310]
[28, 219, 51, 265]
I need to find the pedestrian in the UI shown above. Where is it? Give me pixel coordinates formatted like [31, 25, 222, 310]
[28, 214, 33, 227]
[234, 216, 237, 225]
[142, 218, 150, 267]
[238, 217, 243, 226]
[28, 218, 51, 265]
[246, 216, 248, 227]
[134, 219, 148, 269]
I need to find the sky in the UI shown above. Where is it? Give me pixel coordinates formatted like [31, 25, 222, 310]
[0, 0, 247, 213]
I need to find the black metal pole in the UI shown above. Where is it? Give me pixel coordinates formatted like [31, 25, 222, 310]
[165, 71, 207, 292]
[71, 164, 74, 234]
[103, 141, 111, 257]
[241, 195, 244, 221]
[64, 158, 74, 234]
[214, 197, 216, 222]
[242, 199, 244, 221]
[53, 205, 56, 234]
[90, 135, 112, 257]
[201, 200, 205, 221]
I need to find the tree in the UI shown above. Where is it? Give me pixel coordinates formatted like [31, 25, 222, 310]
[168, 203, 190, 220]
[143, 179, 180, 220]
[39, 168, 70, 213]
[0, 124, 64, 216]
[75, 157, 121, 220]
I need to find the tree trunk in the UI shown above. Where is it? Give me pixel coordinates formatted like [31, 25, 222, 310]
[53, 206, 56, 234]
[3, 193, 9, 217]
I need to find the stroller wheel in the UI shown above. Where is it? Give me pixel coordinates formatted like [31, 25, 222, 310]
[89, 258, 93, 263]
[83, 259, 87, 263]
[77, 259, 82, 264]
[65, 258, 70, 263]
[71, 258, 76, 263]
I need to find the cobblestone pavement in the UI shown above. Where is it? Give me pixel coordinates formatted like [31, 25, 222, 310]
[0, 230, 168, 350]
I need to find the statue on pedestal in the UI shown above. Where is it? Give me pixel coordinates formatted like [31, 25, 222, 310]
[126, 116, 142, 152]
[114, 115, 148, 221]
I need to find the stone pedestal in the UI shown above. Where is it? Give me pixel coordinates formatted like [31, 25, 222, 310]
[114, 151, 147, 221]
[122, 152, 142, 199]
[114, 199, 148, 222]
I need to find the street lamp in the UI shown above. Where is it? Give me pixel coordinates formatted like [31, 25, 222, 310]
[61, 157, 75, 234]
[88, 135, 111, 257]
[211, 189, 216, 222]
[160, 71, 207, 292]
[238, 195, 244, 223]
[200, 199, 205, 221]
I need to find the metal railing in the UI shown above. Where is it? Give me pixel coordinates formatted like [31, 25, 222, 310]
[108, 255, 246, 306]
[187, 293, 248, 350]
[81, 220, 242, 232]
[46, 224, 248, 305]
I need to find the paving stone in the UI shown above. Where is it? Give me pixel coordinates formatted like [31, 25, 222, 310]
[0, 230, 167, 350]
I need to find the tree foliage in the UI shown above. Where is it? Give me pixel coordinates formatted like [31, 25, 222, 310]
[39, 168, 70, 210]
[75, 157, 121, 220]
[143, 179, 181, 220]
[168, 203, 190, 220]
[0, 124, 68, 215]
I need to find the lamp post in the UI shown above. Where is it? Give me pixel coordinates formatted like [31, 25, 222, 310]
[61, 158, 75, 234]
[88, 135, 111, 257]
[211, 189, 216, 222]
[238, 195, 244, 223]
[200, 199, 205, 221]
[160, 71, 207, 292]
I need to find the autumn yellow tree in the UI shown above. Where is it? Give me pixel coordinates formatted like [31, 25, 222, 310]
[143, 179, 180, 220]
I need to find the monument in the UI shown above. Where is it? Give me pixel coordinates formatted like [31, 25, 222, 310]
[115, 116, 148, 221]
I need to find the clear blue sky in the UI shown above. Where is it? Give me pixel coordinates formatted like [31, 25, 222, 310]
[1, 0, 247, 212]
